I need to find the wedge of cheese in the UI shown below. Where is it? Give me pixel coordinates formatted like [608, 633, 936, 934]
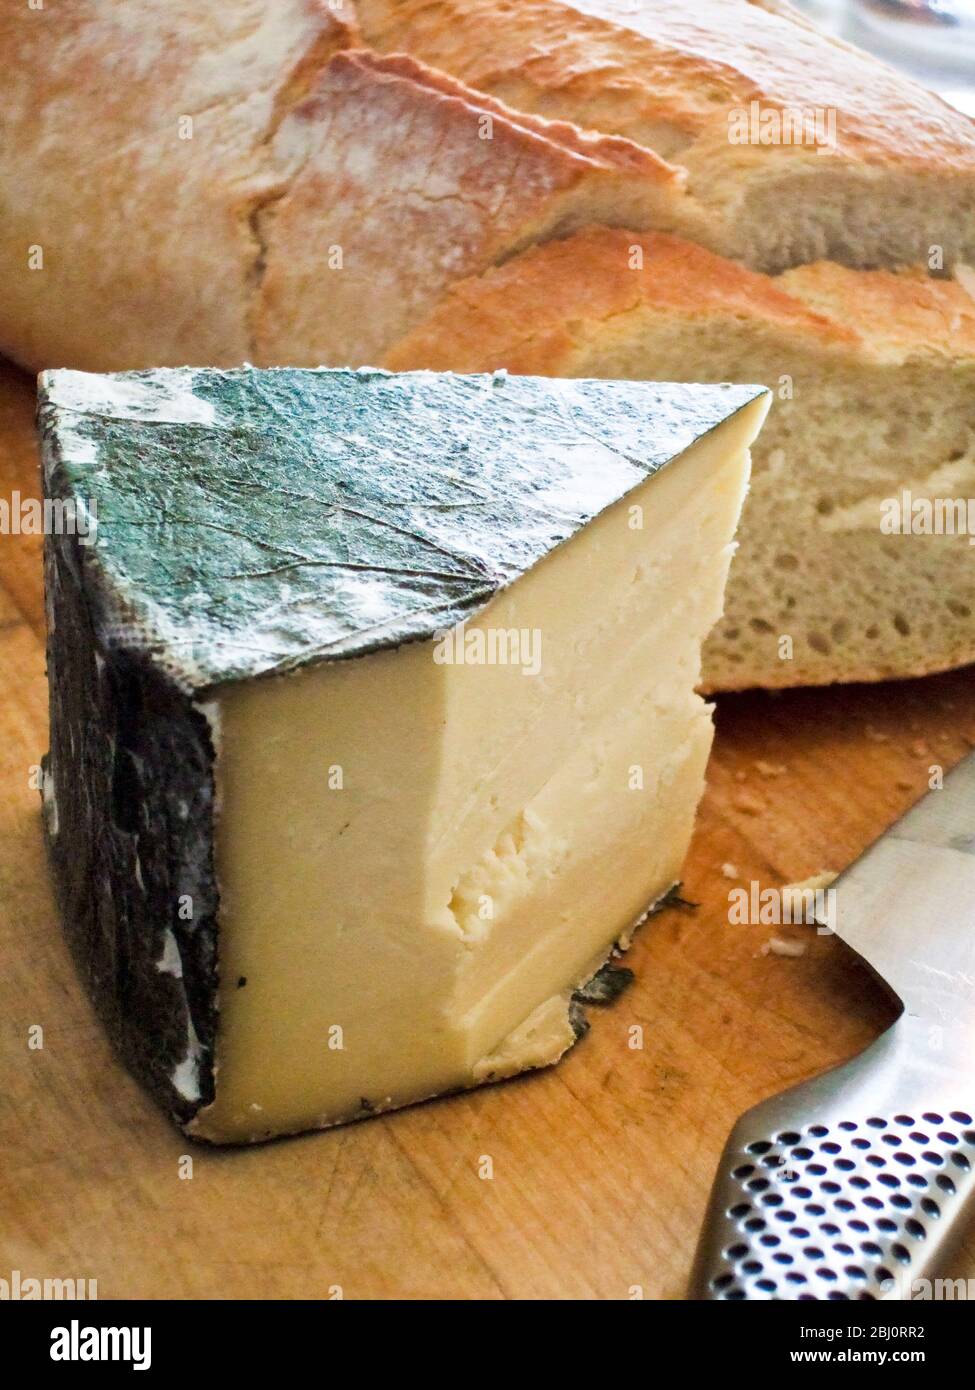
[39, 366, 768, 1142]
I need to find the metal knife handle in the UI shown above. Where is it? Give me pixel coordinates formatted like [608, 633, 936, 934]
[689, 1015, 975, 1300]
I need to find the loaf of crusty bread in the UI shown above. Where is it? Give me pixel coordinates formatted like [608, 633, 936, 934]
[356, 0, 975, 274]
[0, 6, 686, 373]
[387, 227, 975, 690]
[3, 0, 975, 689]
[4, 0, 974, 375]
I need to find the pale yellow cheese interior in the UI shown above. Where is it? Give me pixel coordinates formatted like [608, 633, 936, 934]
[191, 402, 764, 1141]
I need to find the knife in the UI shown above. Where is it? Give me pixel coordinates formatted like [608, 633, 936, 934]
[689, 750, 975, 1301]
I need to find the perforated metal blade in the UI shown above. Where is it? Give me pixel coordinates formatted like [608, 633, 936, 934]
[690, 751, 975, 1301]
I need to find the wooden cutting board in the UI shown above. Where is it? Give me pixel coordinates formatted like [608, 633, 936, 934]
[2, 357, 973, 1300]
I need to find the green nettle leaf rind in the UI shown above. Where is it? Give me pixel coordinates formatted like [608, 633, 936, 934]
[39, 366, 765, 693]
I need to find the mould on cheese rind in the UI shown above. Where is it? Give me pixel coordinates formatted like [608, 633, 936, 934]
[38, 366, 767, 693]
[573, 964, 636, 1006]
[40, 509, 220, 1125]
[37, 365, 765, 1138]
[567, 1001, 591, 1041]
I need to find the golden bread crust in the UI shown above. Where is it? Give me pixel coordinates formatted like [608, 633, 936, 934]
[254, 51, 687, 367]
[0, 0, 356, 371]
[356, 0, 975, 169]
[385, 226, 858, 373]
[356, 0, 975, 271]
[781, 263, 975, 364]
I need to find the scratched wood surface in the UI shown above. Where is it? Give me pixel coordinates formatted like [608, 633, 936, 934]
[1, 356, 973, 1300]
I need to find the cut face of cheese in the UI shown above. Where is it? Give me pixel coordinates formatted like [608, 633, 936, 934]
[38, 366, 768, 1142]
[204, 418, 751, 1138]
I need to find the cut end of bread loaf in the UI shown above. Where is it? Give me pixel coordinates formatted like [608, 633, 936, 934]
[386, 225, 975, 691]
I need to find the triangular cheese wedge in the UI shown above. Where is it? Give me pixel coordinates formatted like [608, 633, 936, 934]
[39, 366, 768, 1141]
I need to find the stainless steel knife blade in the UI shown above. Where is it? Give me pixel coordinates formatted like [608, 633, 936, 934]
[828, 750, 975, 1030]
[689, 750, 975, 1301]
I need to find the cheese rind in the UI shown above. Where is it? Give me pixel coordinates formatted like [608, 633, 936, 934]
[39, 366, 768, 1140]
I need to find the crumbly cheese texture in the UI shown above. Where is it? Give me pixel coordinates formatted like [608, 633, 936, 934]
[194, 411, 756, 1140]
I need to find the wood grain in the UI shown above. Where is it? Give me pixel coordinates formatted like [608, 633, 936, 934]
[1, 356, 973, 1300]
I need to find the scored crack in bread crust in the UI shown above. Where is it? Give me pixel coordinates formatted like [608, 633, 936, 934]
[386, 226, 858, 374]
[0, 4, 689, 373]
[386, 227, 975, 690]
[253, 49, 690, 368]
[356, 0, 975, 273]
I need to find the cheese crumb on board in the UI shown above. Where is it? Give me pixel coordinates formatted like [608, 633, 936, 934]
[781, 871, 839, 927]
[762, 935, 807, 959]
